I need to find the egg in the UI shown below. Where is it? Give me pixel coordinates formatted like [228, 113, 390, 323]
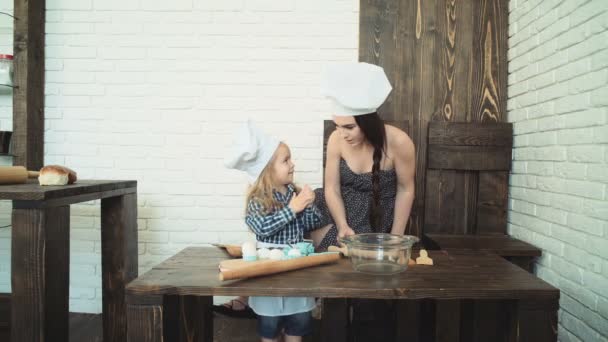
[269, 249, 284, 261]
[257, 248, 271, 259]
[287, 249, 302, 258]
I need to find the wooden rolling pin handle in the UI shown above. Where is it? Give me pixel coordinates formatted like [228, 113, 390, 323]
[328, 245, 348, 256]
[28, 171, 40, 178]
[219, 253, 340, 281]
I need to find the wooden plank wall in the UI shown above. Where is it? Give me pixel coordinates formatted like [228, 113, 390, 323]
[13, 0, 45, 170]
[359, 0, 508, 236]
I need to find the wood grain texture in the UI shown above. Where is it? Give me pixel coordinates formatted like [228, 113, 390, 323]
[102, 193, 138, 342]
[11, 205, 70, 342]
[359, 0, 509, 240]
[13, 0, 45, 170]
[126, 247, 557, 300]
[127, 304, 163, 342]
[320, 298, 348, 342]
[0, 179, 137, 201]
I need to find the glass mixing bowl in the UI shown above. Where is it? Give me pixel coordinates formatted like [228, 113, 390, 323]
[339, 233, 419, 275]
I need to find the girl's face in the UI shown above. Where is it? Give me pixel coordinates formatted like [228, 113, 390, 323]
[333, 115, 365, 146]
[271, 143, 295, 186]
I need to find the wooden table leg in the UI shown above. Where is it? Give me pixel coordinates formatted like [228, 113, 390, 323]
[11, 205, 70, 342]
[320, 298, 348, 342]
[511, 298, 559, 342]
[181, 295, 214, 342]
[102, 193, 138, 342]
[127, 294, 164, 342]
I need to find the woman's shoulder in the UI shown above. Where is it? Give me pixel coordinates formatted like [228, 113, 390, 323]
[385, 124, 413, 146]
[385, 124, 414, 159]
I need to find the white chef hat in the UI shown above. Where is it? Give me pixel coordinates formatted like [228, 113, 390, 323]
[224, 120, 280, 181]
[320, 62, 392, 116]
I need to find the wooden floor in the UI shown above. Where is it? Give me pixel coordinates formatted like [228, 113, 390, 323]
[1, 312, 318, 342]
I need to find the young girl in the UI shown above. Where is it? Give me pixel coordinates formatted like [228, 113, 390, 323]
[225, 120, 321, 342]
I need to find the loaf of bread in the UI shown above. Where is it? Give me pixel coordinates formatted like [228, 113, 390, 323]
[38, 165, 77, 186]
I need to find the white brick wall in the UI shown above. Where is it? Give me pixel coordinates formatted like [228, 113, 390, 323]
[508, 0, 608, 341]
[0, 0, 358, 313]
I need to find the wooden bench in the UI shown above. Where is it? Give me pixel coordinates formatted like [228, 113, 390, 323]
[126, 247, 559, 342]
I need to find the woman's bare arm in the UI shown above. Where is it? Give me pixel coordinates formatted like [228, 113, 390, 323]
[390, 128, 416, 235]
[324, 131, 354, 236]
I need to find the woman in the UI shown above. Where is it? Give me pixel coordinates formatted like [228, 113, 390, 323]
[311, 62, 416, 250]
[309, 62, 416, 341]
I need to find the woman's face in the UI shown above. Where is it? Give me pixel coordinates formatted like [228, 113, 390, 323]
[271, 143, 295, 186]
[333, 115, 365, 146]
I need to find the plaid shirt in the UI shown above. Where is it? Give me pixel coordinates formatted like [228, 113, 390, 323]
[245, 184, 321, 245]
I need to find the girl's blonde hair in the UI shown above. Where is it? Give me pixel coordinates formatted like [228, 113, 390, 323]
[246, 142, 299, 214]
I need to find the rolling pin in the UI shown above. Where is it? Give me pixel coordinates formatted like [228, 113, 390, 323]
[219, 253, 340, 281]
[0, 166, 40, 185]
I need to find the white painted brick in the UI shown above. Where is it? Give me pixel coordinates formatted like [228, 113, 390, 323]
[557, 127, 595, 145]
[527, 161, 554, 175]
[569, 70, 608, 94]
[47, 0, 92, 10]
[554, 162, 587, 180]
[582, 198, 608, 220]
[567, 145, 604, 163]
[568, 31, 608, 62]
[535, 146, 567, 161]
[555, 93, 592, 115]
[567, 212, 606, 236]
[563, 108, 606, 128]
[591, 48, 608, 70]
[553, 257, 584, 284]
[551, 193, 584, 213]
[538, 115, 566, 131]
[570, 0, 608, 27]
[538, 82, 569, 102]
[593, 125, 608, 143]
[555, 57, 591, 82]
[537, 206, 568, 224]
[141, 0, 192, 11]
[587, 164, 608, 183]
[529, 131, 557, 146]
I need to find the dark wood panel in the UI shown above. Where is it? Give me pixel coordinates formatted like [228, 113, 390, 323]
[13, 0, 45, 170]
[515, 299, 559, 342]
[359, 0, 510, 240]
[425, 234, 542, 257]
[126, 304, 164, 342]
[11, 206, 70, 342]
[424, 170, 467, 234]
[427, 145, 512, 170]
[435, 300, 460, 342]
[476, 171, 509, 234]
[470, 0, 508, 122]
[0, 180, 137, 201]
[102, 193, 138, 342]
[126, 248, 557, 300]
[429, 122, 513, 146]
[320, 298, 348, 342]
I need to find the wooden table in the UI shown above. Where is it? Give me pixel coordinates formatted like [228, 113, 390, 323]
[126, 247, 559, 342]
[0, 180, 138, 342]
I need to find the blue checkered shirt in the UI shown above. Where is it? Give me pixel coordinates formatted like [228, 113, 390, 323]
[245, 184, 321, 245]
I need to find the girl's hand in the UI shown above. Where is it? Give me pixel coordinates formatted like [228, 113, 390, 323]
[301, 185, 315, 206]
[337, 226, 355, 238]
[289, 188, 314, 213]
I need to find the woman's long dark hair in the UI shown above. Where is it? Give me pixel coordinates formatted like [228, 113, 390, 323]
[354, 112, 386, 232]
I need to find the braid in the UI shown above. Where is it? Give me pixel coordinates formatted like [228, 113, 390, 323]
[354, 113, 386, 232]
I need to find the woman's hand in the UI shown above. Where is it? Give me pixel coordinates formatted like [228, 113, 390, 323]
[337, 225, 355, 238]
[289, 185, 315, 213]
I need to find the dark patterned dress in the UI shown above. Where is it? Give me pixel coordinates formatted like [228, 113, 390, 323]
[314, 158, 397, 250]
